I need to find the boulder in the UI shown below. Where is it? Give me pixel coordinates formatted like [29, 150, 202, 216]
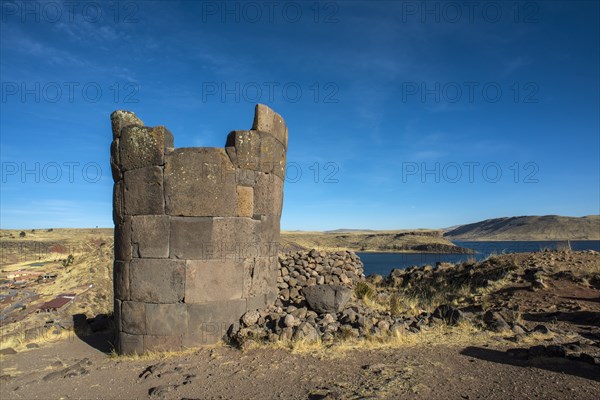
[483, 310, 511, 332]
[302, 285, 352, 314]
[241, 310, 260, 327]
[293, 322, 319, 342]
[432, 304, 464, 325]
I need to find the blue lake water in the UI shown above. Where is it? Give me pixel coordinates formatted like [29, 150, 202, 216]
[357, 240, 600, 276]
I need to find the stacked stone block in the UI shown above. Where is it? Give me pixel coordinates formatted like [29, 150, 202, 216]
[111, 104, 288, 354]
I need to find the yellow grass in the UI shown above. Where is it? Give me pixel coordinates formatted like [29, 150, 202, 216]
[0, 326, 75, 352]
[107, 344, 221, 361]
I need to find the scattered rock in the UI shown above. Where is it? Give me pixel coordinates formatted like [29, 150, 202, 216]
[293, 322, 319, 342]
[43, 358, 92, 381]
[433, 305, 464, 325]
[532, 324, 551, 334]
[241, 310, 260, 327]
[148, 384, 178, 398]
[483, 311, 511, 332]
[283, 314, 296, 327]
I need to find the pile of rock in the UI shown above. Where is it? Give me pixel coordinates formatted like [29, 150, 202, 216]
[228, 249, 600, 360]
[229, 249, 379, 345]
[275, 249, 364, 307]
[228, 249, 470, 345]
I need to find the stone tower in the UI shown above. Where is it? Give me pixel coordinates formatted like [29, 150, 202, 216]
[111, 104, 287, 354]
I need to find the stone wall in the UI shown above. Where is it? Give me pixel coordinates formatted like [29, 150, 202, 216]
[276, 249, 365, 306]
[111, 104, 288, 354]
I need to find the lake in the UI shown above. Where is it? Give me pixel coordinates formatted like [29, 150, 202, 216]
[357, 240, 600, 276]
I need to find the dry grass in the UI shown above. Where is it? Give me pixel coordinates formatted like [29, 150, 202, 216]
[354, 281, 375, 300]
[255, 320, 492, 358]
[107, 344, 218, 362]
[0, 326, 75, 352]
[1, 228, 114, 344]
[247, 319, 559, 359]
[280, 229, 458, 253]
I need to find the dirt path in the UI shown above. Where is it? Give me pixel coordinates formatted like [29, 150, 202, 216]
[1, 334, 599, 400]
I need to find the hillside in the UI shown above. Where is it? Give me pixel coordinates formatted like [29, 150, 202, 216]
[281, 229, 474, 253]
[0, 228, 114, 344]
[444, 215, 600, 241]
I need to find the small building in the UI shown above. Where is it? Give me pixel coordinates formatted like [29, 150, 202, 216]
[6, 270, 44, 280]
[37, 295, 73, 313]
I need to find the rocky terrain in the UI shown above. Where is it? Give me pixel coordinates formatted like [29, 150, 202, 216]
[445, 215, 600, 240]
[1, 239, 599, 399]
[228, 249, 600, 367]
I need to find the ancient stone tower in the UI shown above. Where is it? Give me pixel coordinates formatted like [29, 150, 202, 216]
[111, 104, 287, 354]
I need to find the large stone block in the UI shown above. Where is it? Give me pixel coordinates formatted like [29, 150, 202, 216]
[110, 140, 121, 181]
[225, 130, 286, 179]
[114, 216, 131, 261]
[121, 301, 146, 335]
[170, 217, 260, 261]
[252, 104, 288, 149]
[257, 214, 281, 246]
[119, 125, 172, 171]
[243, 257, 278, 298]
[185, 299, 246, 345]
[236, 185, 254, 217]
[123, 166, 165, 215]
[113, 180, 124, 224]
[211, 217, 260, 247]
[144, 335, 182, 352]
[131, 215, 169, 258]
[129, 259, 185, 303]
[185, 260, 244, 303]
[114, 299, 122, 332]
[246, 291, 277, 311]
[165, 147, 236, 217]
[246, 294, 268, 311]
[169, 217, 213, 259]
[111, 110, 144, 139]
[113, 260, 130, 300]
[253, 173, 284, 216]
[236, 168, 258, 187]
[145, 303, 187, 336]
[118, 332, 144, 355]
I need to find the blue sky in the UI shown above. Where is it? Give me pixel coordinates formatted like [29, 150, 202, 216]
[1, 0, 598, 230]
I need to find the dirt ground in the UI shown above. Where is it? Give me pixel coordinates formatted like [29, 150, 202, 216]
[1, 331, 599, 400]
[1, 248, 599, 399]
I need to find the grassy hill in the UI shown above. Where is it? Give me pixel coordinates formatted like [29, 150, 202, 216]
[0, 228, 114, 342]
[444, 215, 600, 241]
[281, 229, 473, 253]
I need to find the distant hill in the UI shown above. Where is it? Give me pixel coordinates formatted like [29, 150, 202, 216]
[323, 229, 376, 234]
[281, 229, 474, 253]
[444, 215, 600, 241]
